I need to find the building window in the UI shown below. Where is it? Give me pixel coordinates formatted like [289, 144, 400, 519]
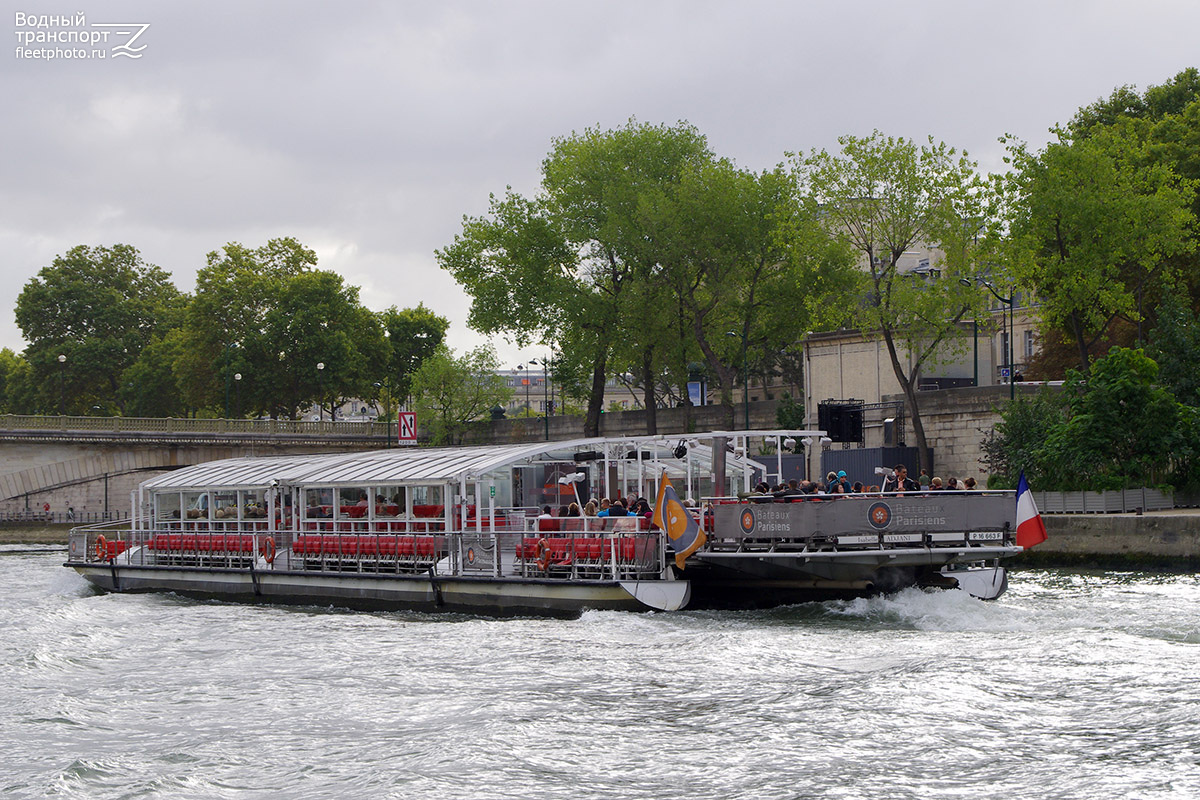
[1024, 330, 1035, 358]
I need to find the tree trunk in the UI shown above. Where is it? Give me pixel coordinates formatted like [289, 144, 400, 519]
[881, 330, 932, 474]
[641, 346, 657, 435]
[584, 349, 608, 438]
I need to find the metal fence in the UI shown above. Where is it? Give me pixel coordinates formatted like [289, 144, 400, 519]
[1032, 488, 1174, 514]
[0, 414, 392, 438]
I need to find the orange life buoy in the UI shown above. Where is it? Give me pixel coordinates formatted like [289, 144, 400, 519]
[535, 537, 551, 571]
[260, 536, 276, 564]
[95, 535, 108, 561]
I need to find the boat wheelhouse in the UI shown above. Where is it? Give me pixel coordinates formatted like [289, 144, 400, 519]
[65, 431, 1023, 614]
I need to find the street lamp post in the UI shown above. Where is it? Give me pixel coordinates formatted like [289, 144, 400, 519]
[725, 331, 750, 430]
[57, 354, 66, 415]
[317, 362, 325, 421]
[234, 373, 242, 418]
[530, 357, 548, 440]
[518, 363, 530, 415]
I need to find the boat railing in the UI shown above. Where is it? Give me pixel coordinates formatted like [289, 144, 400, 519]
[71, 522, 665, 582]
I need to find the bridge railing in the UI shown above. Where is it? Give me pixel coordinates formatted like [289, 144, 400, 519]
[0, 414, 393, 437]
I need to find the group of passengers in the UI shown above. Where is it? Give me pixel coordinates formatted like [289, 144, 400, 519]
[538, 494, 656, 521]
[746, 464, 980, 500]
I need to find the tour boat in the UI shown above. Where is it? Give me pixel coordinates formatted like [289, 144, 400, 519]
[64, 431, 1022, 615]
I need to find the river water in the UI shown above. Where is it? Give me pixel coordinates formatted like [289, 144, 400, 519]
[2, 547, 1197, 800]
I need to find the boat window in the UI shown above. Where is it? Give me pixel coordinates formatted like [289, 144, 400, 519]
[213, 491, 238, 520]
[242, 489, 269, 519]
[156, 492, 181, 522]
[184, 491, 209, 519]
[305, 487, 333, 518]
[375, 486, 403, 517]
[478, 469, 512, 508]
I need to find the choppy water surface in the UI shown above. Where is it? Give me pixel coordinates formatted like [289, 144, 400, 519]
[2, 547, 1198, 799]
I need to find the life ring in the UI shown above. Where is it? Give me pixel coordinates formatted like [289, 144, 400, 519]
[535, 537, 551, 571]
[260, 536, 276, 564]
[95, 535, 108, 561]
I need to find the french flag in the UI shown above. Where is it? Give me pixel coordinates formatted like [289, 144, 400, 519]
[1016, 472, 1048, 549]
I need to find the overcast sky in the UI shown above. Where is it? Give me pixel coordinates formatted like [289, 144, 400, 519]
[4, 0, 1198, 368]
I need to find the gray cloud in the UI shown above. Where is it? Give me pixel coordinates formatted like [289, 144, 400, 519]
[3, 0, 1198, 365]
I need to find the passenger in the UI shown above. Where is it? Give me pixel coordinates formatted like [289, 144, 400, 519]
[557, 504, 570, 517]
[599, 498, 612, 513]
[947, 477, 960, 490]
[824, 472, 838, 492]
[930, 477, 943, 490]
[583, 499, 598, 516]
[964, 477, 977, 491]
[851, 481, 864, 493]
[602, 500, 628, 517]
[567, 502, 582, 517]
[882, 464, 918, 493]
[356, 492, 370, 507]
[918, 468, 931, 488]
[537, 505, 553, 519]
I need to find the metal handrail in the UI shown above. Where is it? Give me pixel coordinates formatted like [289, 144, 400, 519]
[0, 413, 392, 437]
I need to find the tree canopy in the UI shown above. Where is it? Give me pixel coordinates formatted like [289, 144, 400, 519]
[15, 244, 183, 415]
[439, 118, 857, 434]
[793, 131, 992, 472]
[410, 345, 511, 445]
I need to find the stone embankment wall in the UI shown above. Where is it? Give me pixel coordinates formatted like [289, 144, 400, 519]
[456, 401, 782, 445]
[1012, 512, 1200, 569]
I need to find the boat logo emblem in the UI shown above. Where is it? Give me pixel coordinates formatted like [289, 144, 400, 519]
[867, 501, 892, 530]
[739, 508, 756, 534]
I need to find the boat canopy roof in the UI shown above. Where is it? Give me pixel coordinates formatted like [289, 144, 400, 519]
[137, 431, 817, 492]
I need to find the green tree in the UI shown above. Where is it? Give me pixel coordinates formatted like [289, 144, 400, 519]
[0, 348, 37, 414]
[410, 345, 511, 445]
[641, 161, 857, 427]
[1001, 125, 1196, 370]
[15, 244, 183, 414]
[176, 237, 317, 414]
[1039, 348, 1183, 490]
[980, 387, 1068, 488]
[439, 120, 713, 436]
[379, 304, 449, 406]
[1147, 290, 1200, 406]
[177, 238, 388, 419]
[794, 131, 992, 472]
[120, 331, 189, 417]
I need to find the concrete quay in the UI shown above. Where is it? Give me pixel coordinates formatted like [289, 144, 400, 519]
[1013, 509, 1200, 570]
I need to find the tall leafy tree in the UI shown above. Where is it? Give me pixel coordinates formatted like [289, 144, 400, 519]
[1001, 125, 1196, 370]
[15, 244, 183, 415]
[438, 120, 713, 436]
[794, 132, 991, 472]
[177, 238, 387, 418]
[380, 304, 450, 407]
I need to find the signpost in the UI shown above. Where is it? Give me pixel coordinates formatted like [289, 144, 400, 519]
[398, 412, 417, 446]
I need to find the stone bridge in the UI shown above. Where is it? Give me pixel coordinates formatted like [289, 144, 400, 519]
[0, 415, 393, 518]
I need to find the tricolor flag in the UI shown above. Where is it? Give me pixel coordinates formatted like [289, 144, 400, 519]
[1015, 472, 1048, 549]
[652, 471, 706, 569]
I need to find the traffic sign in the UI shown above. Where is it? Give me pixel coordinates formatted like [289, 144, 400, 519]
[398, 412, 417, 445]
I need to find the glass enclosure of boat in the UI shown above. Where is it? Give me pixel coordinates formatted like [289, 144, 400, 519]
[70, 435, 781, 583]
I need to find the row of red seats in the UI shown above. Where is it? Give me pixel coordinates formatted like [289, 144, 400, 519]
[515, 537, 640, 565]
[536, 517, 651, 533]
[302, 521, 447, 532]
[292, 534, 442, 558]
[147, 534, 256, 553]
[96, 539, 129, 559]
